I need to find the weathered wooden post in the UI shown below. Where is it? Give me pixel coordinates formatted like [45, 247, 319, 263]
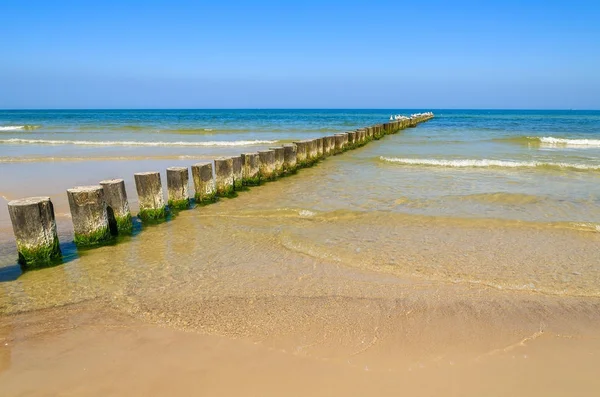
[258, 150, 276, 180]
[166, 167, 189, 210]
[307, 139, 318, 164]
[334, 134, 345, 154]
[191, 162, 216, 204]
[232, 155, 243, 190]
[325, 135, 335, 156]
[100, 179, 132, 235]
[8, 197, 61, 269]
[134, 172, 167, 221]
[241, 153, 260, 186]
[347, 131, 356, 148]
[316, 137, 324, 158]
[67, 185, 112, 246]
[214, 157, 234, 197]
[294, 141, 308, 167]
[269, 146, 285, 177]
[283, 144, 297, 173]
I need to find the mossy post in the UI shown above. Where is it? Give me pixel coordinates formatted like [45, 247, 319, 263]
[366, 127, 373, 140]
[334, 134, 345, 154]
[67, 185, 112, 246]
[294, 141, 308, 167]
[324, 136, 335, 156]
[214, 157, 235, 197]
[316, 137, 324, 158]
[258, 150, 276, 180]
[283, 144, 297, 174]
[269, 146, 285, 177]
[409, 117, 417, 127]
[232, 155, 243, 190]
[307, 139, 318, 165]
[240, 153, 260, 186]
[134, 172, 167, 221]
[347, 131, 357, 149]
[99, 179, 132, 235]
[8, 197, 61, 269]
[166, 167, 190, 210]
[191, 162, 216, 204]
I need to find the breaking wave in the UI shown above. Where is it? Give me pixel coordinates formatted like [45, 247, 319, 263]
[536, 137, 600, 147]
[380, 157, 600, 171]
[0, 125, 41, 131]
[0, 138, 277, 147]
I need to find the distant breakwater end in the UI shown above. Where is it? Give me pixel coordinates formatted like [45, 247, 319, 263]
[6, 113, 434, 270]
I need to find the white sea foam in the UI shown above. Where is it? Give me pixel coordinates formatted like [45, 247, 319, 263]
[0, 138, 277, 147]
[380, 157, 600, 171]
[0, 126, 25, 131]
[536, 137, 600, 147]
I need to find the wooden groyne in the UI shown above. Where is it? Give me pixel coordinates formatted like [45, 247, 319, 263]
[6, 113, 434, 270]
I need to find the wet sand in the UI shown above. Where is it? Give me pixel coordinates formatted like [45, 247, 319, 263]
[1, 292, 600, 396]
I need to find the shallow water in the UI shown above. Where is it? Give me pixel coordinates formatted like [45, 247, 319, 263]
[1, 109, 600, 328]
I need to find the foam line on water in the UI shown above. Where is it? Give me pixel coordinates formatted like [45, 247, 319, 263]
[0, 138, 277, 147]
[0, 125, 40, 131]
[536, 137, 600, 147]
[379, 157, 600, 171]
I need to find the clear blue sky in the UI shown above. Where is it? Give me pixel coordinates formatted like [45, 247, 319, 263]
[1, 0, 599, 109]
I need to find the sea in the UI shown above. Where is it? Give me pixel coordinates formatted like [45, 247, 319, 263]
[1, 109, 600, 317]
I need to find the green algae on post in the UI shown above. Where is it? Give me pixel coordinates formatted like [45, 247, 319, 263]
[8, 196, 62, 269]
[258, 150, 277, 181]
[67, 185, 113, 247]
[214, 157, 235, 196]
[191, 162, 217, 203]
[134, 172, 167, 222]
[241, 153, 261, 186]
[167, 167, 190, 211]
[100, 179, 133, 235]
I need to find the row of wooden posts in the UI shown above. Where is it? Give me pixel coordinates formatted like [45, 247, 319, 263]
[7, 113, 434, 270]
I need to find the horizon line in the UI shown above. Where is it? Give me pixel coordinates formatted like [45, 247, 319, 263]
[1, 108, 598, 111]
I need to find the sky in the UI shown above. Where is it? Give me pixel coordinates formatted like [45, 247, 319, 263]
[1, 0, 599, 109]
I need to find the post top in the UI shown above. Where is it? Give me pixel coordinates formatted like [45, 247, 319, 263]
[8, 196, 51, 207]
[214, 157, 233, 161]
[241, 152, 259, 156]
[134, 171, 160, 176]
[257, 149, 274, 154]
[67, 185, 103, 194]
[99, 179, 124, 185]
[167, 167, 188, 172]
[268, 146, 284, 150]
[192, 161, 212, 167]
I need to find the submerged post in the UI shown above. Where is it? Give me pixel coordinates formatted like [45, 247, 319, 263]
[100, 179, 132, 235]
[241, 153, 260, 186]
[232, 155, 243, 190]
[283, 144, 297, 173]
[269, 146, 285, 177]
[166, 167, 190, 210]
[258, 150, 276, 180]
[8, 197, 61, 269]
[191, 162, 216, 204]
[214, 157, 235, 196]
[67, 185, 112, 246]
[134, 172, 167, 221]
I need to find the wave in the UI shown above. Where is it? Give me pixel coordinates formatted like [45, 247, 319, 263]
[493, 136, 600, 148]
[379, 157, 600, 171]
[536, 137, 600, 147]
[0, 138, 277, 147]
[0, 154, 212, 163]
[0, 125, 41, 131]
